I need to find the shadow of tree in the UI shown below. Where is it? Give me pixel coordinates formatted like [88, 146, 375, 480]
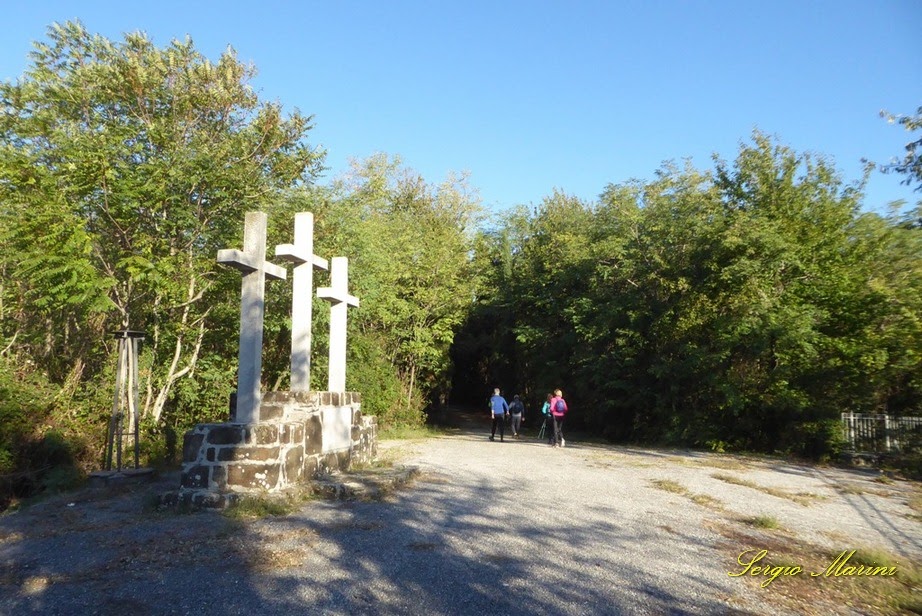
[0, 426, 762, 615]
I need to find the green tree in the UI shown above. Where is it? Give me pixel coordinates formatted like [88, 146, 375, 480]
[878, 106, 922, 192]
[0, 21, 323, 435]
[265, 155, 482, 428]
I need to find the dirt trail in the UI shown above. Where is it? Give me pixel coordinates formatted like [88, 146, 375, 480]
[1, 408, 919, 615]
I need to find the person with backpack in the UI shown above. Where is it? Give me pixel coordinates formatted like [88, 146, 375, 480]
[549, 388, 568, 447]
[488, 388, 509, 442]
[540, 393, 554, 444]
[509, 394, 525, 439]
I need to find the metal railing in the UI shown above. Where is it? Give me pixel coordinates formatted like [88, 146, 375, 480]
[841, 413, 922, 453]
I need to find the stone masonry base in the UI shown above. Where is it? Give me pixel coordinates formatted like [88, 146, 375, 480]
[162, 391, 376, 509]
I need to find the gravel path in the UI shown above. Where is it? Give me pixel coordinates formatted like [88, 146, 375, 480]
[1, 414, 920, 615]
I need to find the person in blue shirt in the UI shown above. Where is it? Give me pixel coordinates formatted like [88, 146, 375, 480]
[488, 388, 509, 442]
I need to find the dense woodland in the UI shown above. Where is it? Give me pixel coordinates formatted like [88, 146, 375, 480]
[1, 23, 920, 505]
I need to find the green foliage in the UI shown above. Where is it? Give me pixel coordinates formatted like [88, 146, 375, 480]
[877, 106, 922, 192]
[0, 352, 60, 507]
[0, 20, 323, 427]
[268, 154, 482, 427]
[452, 131, 922, 458]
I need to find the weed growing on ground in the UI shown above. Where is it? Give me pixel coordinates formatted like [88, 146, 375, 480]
[691, 494, 725, 509]
[908, 493, 922, 516]
[222, 490, 315, 519]
[651, 479, 686, 494]
[835, 483, 865, 495]
[717, 522, 922, 615]
[711, 472, 816, 506]
[650, 479, 724, 510]
[744, 515, 781, 530]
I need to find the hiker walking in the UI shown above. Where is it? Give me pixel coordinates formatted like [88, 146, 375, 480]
[550, 388, 568, 447]
[489, 388, 509, 442]
[540, 393, 554, 444]
[509, 394, 525, 439]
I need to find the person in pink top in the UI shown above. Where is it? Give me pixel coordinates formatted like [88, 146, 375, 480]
[549, 388, 568, 447]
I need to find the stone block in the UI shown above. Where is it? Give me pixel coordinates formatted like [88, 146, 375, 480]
[285, 446, 304, 482]
[182, 432, 204, 463]
[303, 455, 319, 478]
[250, 424, 279, 445]
[321, 450, 350, 472]
[259, 401, 284, 421]
[207, 425, 245, 445]
[217, 446, 279, 462]
[206, 448, 216, 462]
[227, 463, 280, 491]
[181, 465, 210, 489]
[322, 392, 331, 405]
[306, 415, 322, 455]
[353, 409, 362, 424]
[211, 465, 227, 489]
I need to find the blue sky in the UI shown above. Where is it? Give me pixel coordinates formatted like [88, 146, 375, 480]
[3, 1, 921, 214]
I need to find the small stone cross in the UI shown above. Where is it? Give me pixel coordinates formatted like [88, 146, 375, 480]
[275, 212, 328, 392]
[317, 257, 359, 392]
[217, 212, 286, 423]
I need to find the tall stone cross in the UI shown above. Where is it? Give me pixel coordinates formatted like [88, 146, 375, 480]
[275, 212, 328, 392]
[317, 257, 360, 392]
[217, 212, 286, 423]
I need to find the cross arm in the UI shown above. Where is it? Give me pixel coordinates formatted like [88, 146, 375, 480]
[217, 249, 287, 280]
[275, 244, 329, 270]
[317, 286, 359, 307]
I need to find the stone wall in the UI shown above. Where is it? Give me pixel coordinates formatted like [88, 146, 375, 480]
[171, 392, 376, 507]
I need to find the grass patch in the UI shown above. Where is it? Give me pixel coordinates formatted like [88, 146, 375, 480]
[651, 479, 724, 510]
[711, 472, 815, 506]
[717, 523, 922, 615]
[222, 493, 310, 519]
[691, 494, 724, 509]
[348, 456, 395, 471]
[651, 479, 686, 494]
[835, 483, 866, 495]
[909, 493, 922, 516]
[699, 457, 750, 471]
[744, 515, 781, 530]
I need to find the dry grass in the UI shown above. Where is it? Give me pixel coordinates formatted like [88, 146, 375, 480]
[650, 479, 725, 510]
[691, 494, 724, 509]
[698, 457, 750, 472]
[710, 472, 818, 506]
[716, 522, 922, 615]
[909, 493, 922, 517]
[744, 515, 781, 530]
[651, 479, 686, 494]
[834, 483, 866, 495]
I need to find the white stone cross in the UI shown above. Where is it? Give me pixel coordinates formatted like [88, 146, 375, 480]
[317, 257, 359, 392]
[275, 212, 328, 392]
[217, 212, 286, 423]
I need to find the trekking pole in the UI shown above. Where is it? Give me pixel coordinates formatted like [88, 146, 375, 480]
[538, 417, 547, 440]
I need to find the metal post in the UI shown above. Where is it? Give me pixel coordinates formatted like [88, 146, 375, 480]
[883, 414, 891, 453]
